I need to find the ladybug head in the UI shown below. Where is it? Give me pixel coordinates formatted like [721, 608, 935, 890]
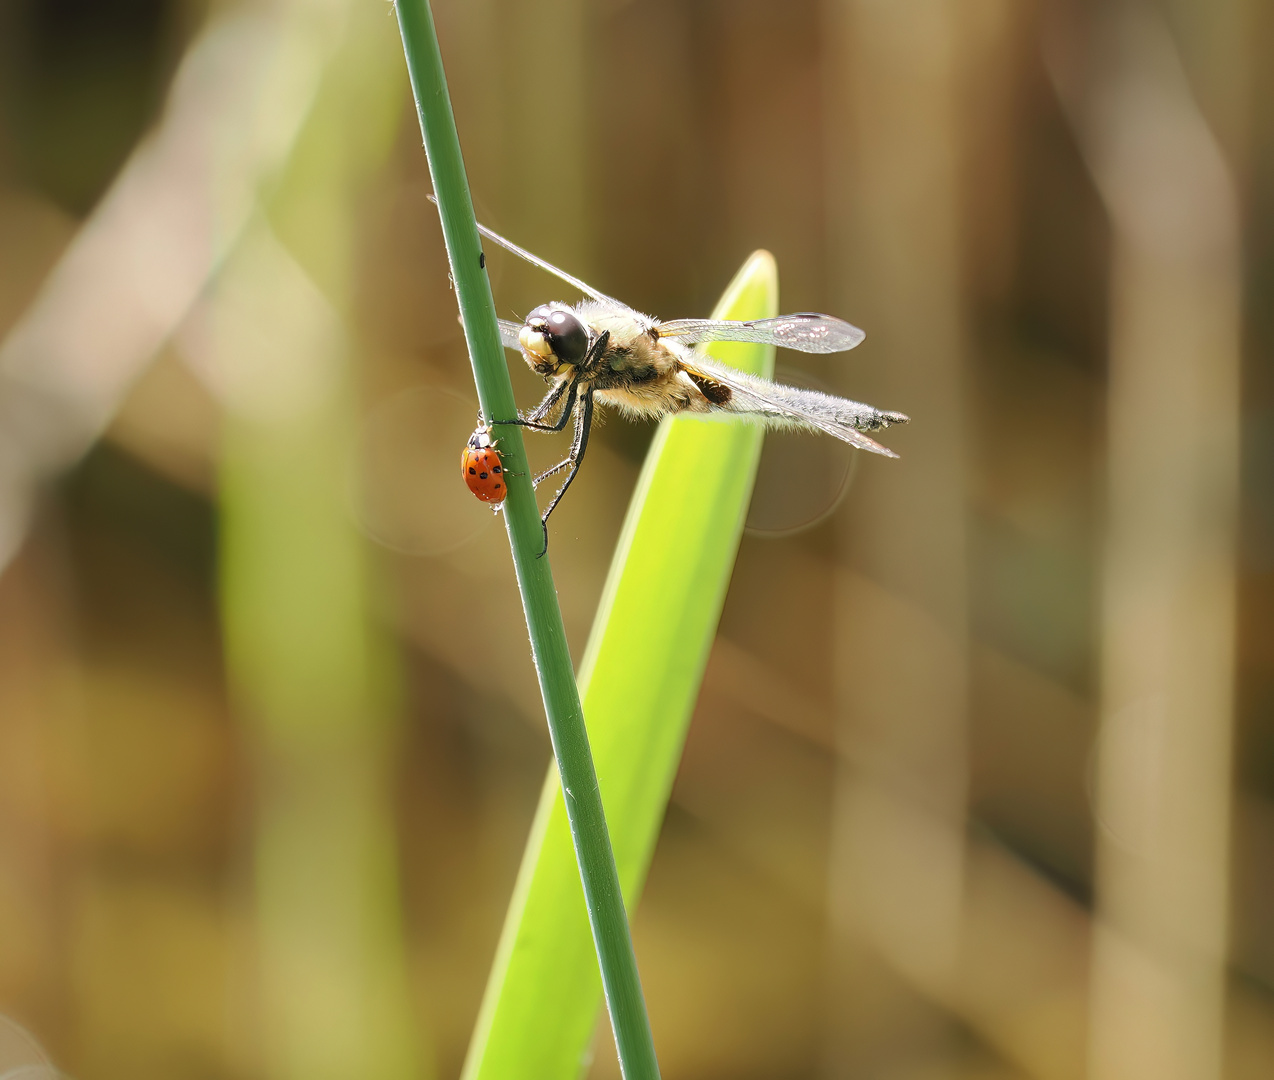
[519, 304, 590, 376]
[467, 427, 495, 451]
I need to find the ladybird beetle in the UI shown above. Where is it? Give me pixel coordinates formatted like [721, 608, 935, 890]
[461, 426, 507, 502]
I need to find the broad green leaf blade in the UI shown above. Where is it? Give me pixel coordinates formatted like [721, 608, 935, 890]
[462, 251, 779, 1080]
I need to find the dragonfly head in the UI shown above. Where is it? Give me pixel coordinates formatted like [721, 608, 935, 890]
[520, 304, 590, 376]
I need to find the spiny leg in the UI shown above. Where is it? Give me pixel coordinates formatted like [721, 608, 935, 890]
[491, 377, 577, 433]
[490, 330, 608, 434]
[531, 458, 571, 488]
[526, 379, 572, 425]
[536, 388, 595, 558]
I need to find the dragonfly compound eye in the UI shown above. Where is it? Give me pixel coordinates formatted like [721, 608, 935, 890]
[536, 306, 589, 366]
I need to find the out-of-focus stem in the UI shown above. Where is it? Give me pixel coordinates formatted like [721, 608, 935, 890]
[215, 5, 422, 1078]
[823, 0, 971, 1070]
[1052, 9, 1241, 1080]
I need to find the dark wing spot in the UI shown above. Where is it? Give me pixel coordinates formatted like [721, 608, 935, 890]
[479, 471, 489, 479]
[493, 464, 503, 473]
[468, 466, 476, 474]
[686, 371, 733, 406]
[494, 483, 502, 490]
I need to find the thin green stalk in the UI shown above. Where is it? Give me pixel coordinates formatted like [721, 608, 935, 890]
[391, 4, 661, 1079]
[462, 252, 777, 1080]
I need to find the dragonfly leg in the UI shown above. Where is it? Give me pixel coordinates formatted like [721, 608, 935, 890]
[531, 458, 572, 488]
[490, 332, 606, 434]
[491, 377, 577, 432]
[536, 388, 594, 558]
[525, 380, 571, 424]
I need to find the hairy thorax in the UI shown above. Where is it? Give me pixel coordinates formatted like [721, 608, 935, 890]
[572, 303, 712, 419]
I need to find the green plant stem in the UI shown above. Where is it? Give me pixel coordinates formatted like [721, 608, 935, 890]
[461, 252, 777, 1080]
[391, 3, 660, 1078]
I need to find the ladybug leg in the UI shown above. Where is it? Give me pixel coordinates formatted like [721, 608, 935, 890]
[535, 388, 595, 558]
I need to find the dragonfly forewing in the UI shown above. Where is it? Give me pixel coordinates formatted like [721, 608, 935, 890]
[657, 313, 866, 353]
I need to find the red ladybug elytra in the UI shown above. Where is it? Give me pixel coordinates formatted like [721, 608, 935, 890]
[461, 426, 506, 502]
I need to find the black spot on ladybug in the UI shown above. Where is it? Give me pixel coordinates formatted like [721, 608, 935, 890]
[493, 464, 502, 473]
[494, 483, 502, 490]
[479, 471, 489, 479]
[468, 466, 476, 474]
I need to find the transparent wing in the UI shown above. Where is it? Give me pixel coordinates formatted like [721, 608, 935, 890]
[426, 194, 621, 305]
[658, 313, 866, 354]
[680, 355, 901, 457]
[498, 319, 523, 351]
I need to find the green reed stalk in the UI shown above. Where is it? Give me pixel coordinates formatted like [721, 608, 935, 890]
[391, 3, 661, 1078]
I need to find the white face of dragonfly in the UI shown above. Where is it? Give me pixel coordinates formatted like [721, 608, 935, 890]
[518, 303, 590, 376]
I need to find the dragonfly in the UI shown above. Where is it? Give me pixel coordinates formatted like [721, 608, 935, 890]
[466, 213, 909, 554]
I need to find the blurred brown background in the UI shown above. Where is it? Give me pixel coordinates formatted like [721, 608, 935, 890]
[0, 0, 1270, 1077]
